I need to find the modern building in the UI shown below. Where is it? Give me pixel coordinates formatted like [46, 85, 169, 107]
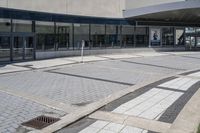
[0, 0, 200, 62]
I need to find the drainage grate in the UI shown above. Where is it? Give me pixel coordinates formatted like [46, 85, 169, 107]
[22, 115, 60, 129]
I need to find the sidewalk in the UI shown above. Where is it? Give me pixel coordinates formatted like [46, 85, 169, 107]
[0, 51, 200, 133]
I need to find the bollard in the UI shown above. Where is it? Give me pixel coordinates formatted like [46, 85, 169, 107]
[81, 40, 85, 63]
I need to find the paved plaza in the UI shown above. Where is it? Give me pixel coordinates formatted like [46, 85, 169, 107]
[0, 51, 200, 133]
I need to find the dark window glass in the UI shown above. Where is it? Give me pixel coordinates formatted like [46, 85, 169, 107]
[74, 24, 89, 49]
[36, 21, 55, 51]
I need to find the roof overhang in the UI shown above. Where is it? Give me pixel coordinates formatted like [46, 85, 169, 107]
[123, 1, 200, 26]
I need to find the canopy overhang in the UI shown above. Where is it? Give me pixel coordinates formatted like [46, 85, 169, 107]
[123, 1, 200, 26]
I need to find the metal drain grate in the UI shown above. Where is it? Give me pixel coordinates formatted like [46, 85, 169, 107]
[22, 115, 60, 129]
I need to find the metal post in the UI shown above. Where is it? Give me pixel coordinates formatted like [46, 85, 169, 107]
[72, 23, 75, 50]
[81, 40, 85, 63]
[89, 24, 91, 49]
[10, 19, 13, 61]
[104, 24, 107, 48]
[134, 26, 136, 48]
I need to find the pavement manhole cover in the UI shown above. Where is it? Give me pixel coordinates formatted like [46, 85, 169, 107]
[21, 115, 60, 129]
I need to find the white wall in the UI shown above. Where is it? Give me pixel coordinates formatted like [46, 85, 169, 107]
[0, 0, 125, 18]
[0, 0, 8, 7]
[67, 0, 125, 18]
[8, 0, 67, 14]
[125, 0, 185, 9]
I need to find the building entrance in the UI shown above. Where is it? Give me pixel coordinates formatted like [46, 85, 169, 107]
[185, 34, 200, 50]
[12, 33, 35, 61]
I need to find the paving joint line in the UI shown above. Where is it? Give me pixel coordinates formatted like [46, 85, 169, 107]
[120, 60, 186, 71]
[46, 70, 134, 86]
[12, 64, 36, 70]
[156, 86, 187, 93]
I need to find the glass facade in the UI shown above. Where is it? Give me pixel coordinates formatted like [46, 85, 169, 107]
[0, 12, 197, 62]
[135, 27, 148, 47]
[36, 21, 55, 51]
[56, 22, 72, 50]
[122, 25, 134, 47]
[74, 24, 89, 49]
[185, 27, 200, 49]
[91, 24, 106, 48]
[162, 27, 174, 46]
[12, 20, 32, 33]
[0, 19, 11, 62]
[106, 24, 120, 48]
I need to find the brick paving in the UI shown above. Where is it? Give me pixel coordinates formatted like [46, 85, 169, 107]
[0, 92, 65, 133]
[0, 52, 200, 132]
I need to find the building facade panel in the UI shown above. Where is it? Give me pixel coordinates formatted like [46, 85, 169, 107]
[0, 0, 125, 18]
[8, 0, 67, 14]
[125, 0, 184, 9]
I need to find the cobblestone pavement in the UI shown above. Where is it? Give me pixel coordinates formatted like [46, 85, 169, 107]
[0, 51, 200, 132]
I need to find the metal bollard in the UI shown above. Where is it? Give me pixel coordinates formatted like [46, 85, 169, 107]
[81, 40, 85, 63]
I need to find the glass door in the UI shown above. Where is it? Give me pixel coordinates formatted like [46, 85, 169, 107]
[12, 34, 34, 61]
[13, 36, 24, 60]
[24, 36, 34, 60]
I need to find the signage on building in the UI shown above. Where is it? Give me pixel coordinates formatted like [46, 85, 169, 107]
[150, 28, 161, 46]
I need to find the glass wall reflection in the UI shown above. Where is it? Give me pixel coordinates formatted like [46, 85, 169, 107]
[36, 21, 55, 51]
[106, 24, 119, 48]
[0, 18, 11, 62]
[74, 24, 89, 49]
[122, 25, 134, 47]
[91, 24, 105, 48]
[55, 22, 72, 50]
[135, 27, 148, 47]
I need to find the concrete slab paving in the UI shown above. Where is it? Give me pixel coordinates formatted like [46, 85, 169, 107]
[89, 111, 171, 133]
[166, 86, 200, 133]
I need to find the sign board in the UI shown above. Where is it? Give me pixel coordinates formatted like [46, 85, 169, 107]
[150, 28, 161, 46]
